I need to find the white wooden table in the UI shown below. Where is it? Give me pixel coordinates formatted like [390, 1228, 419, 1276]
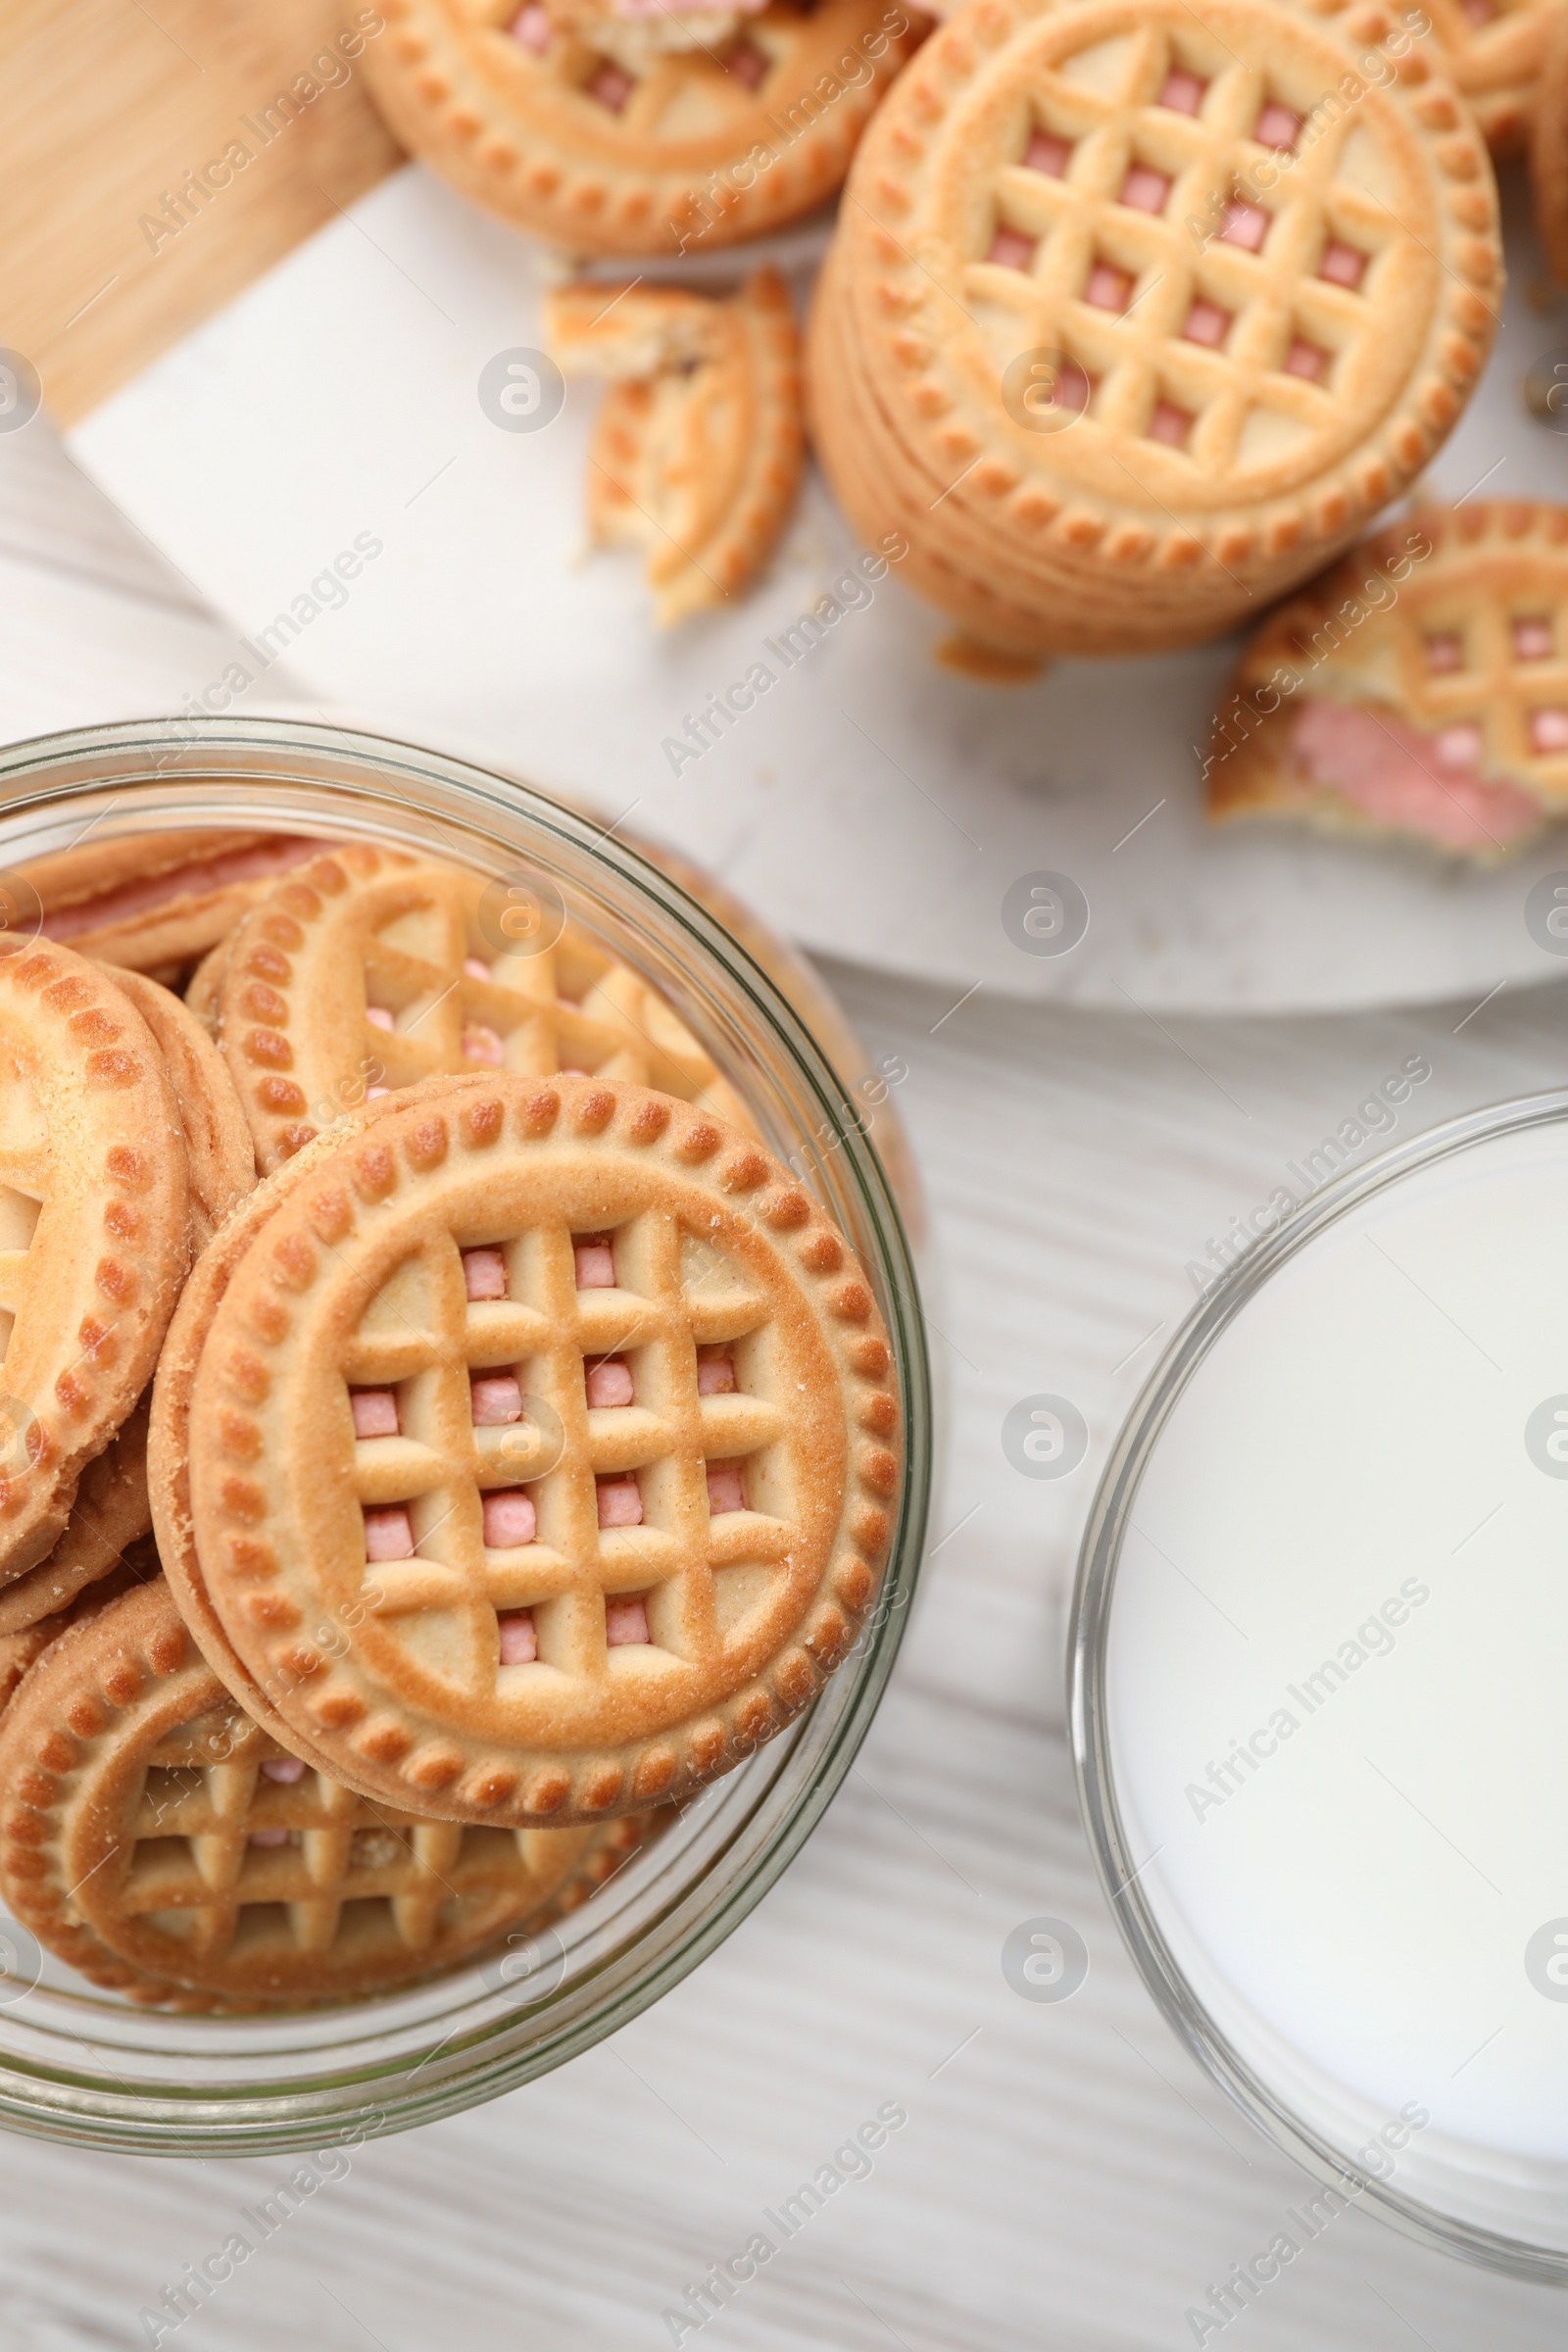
[2, 419, 1564, 2351]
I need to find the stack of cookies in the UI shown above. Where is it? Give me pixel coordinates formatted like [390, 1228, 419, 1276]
[0, 837, 901, 2010]
[808, 0, 1502, 658]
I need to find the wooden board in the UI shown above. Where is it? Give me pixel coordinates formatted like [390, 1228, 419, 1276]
[0, 0, 402, 425]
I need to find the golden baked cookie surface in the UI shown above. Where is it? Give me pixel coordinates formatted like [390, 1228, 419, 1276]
[0, 1581, 643, 2008]
[812, 0, 1500, 652]
[0, 943, 189, 1581]
[363, 0, 918, 253]
[217, 843, 755, 1173]
[174, 1075, 899, 1827]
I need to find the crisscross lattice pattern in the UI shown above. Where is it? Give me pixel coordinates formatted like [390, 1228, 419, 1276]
[965, 20, 1422, 489]
[347, 1206, 794, 1687]
[126, 1707, 480, 1963]
[181, 1076, 897, 1827]
[0, 1581, 646, 2007]
[810, 0, 1497, 657]
[469, 0, 789, 136]
[365, 0, 915, 255]
[220, 845, 755, 1171]
[1219, 502, 1568, 807]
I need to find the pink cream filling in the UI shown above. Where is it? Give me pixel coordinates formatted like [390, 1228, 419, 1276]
[606, 1593, 651, 1644]
[498, 1610, 538, 1663]
[484, 1490, 537, 1546]
[706, 1461, 747, 1514]
[463, 1248, 508, 1300]
[351, 1388, 400, 1438]
[510, 3, 553, 48]
[40, 835, 327, 941]
[471, 1372, 524, 1424]
[585, 1358, 634, 1407]
[574, 1239, 616, 1289]
[597, 1476, 643, 1528]
[1290, 701, 1543, 850]
[463, 1024, 506, 1066]
[365, 1506, 416, 1561]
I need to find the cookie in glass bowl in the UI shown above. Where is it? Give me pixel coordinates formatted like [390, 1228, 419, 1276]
[152, 1073, 902, 1829]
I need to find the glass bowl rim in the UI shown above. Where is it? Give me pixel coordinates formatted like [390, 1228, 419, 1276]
[0, 713, 933, 2154]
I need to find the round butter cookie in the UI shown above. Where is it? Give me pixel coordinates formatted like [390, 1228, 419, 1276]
[361, 0, 919, 255]
[1425, 0, 1554, 152]
[167, 1074, 900, 1827]
[0, 942, 189, 1582]
[1206, 502, 1568, 858]
[0, 1580, 649, 2009]
[14, 833, 326, 978]
[0, 1396, 152, 1636]
[216, 843, 755, 1174]
[809, 0, 1500, 657]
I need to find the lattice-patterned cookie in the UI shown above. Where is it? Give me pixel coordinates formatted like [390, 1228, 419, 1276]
[151, 1082, 513, 1756]
[166, 1074, 900, 1828]
[547, 270, 805, 624]
[216, 844, 755, 1174]
[0, 1396, 152, 1637]
[101, 969, 255, 1249]
[0, 1581, 650, 2008]
[543, 0, 771, 76]
[810, 0, 1500, 657]
[361, 0, 918, 255]
[0, 943, 189, 1582]
[17, 833, 325, 978]
[1426, 0, 1554, 151]
[1207, 503, 1568, 858]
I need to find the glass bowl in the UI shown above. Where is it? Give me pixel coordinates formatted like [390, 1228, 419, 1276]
[0, 714, 931, 2155]
[1072, 1092, 1568, 2281]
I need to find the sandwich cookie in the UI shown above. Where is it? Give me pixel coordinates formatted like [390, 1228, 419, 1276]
[809, 0, 1500, 657]
[1207, 502, 1568, 857]
[158, 1074, 901, 1828]
[0, 1580, 649, 2007]
[361, 0, 918, 255]
[0, 941, 188, 1580]
[215, 844, 755, 1173]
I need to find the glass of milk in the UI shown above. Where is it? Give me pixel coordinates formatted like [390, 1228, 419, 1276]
[1072, 1093, 1568, 2278]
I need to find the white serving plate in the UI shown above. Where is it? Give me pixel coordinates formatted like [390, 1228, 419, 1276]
[63, 154, 1568, 1011]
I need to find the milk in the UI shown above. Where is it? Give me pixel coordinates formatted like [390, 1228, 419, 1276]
[1105, 1112, 1568, 2214]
